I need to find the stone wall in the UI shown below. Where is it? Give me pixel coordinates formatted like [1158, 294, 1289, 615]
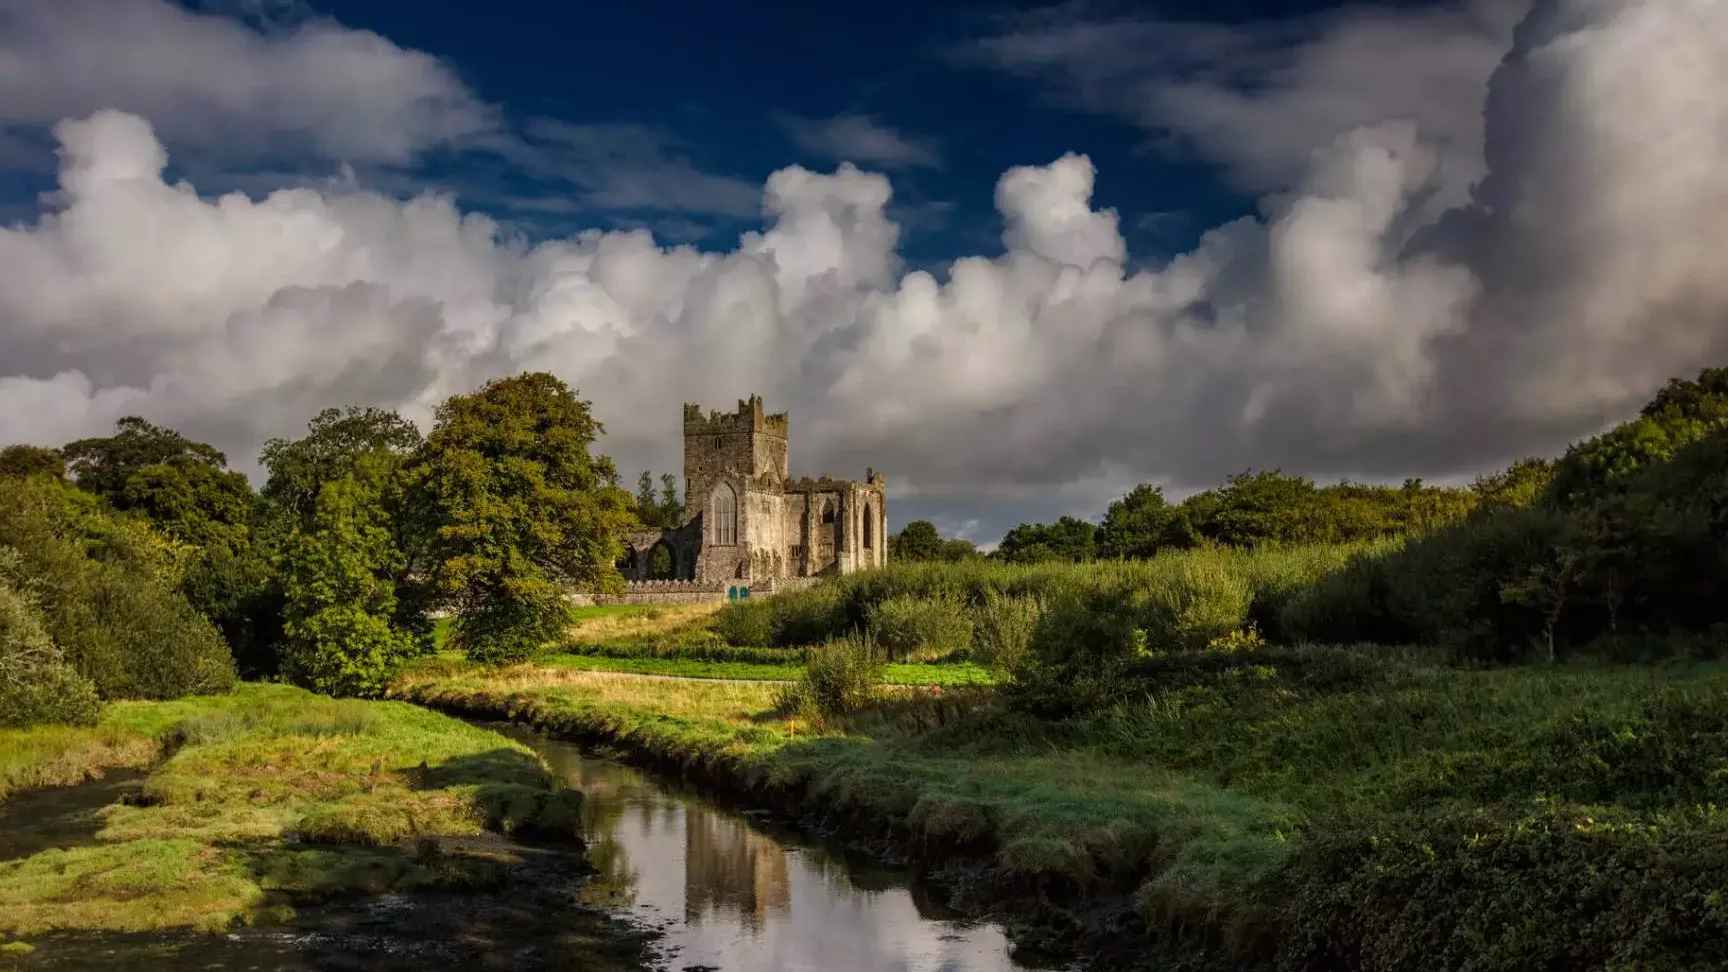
[596, 576, 815, 606]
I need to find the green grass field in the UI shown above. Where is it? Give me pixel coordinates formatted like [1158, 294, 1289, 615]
[0, 684, 585, 938]
[533, 652, 995, 685]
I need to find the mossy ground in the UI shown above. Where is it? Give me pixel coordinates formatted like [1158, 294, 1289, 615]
[395, 654, 1728, 970]
[0, 684, 590, 941]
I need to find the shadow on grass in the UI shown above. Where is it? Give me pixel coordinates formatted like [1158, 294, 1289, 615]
[18, 836, 650, 972]
[405, 747, 552, 791]
[0, 769, 145, 862]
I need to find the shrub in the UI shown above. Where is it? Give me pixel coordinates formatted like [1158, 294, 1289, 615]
[865, 593, 974, 662]
[1008, 578, 1148, 715]
[969, 591, 1043, 677]
[0, 568, 101, 728]
[283, 605, 419, 698]
[779, 631, 883, 719]
[712, 598, 775, 647]
[768, 582, 850, 647]
[1134, 551, 1254, 653]
[0, 478, 235, 700]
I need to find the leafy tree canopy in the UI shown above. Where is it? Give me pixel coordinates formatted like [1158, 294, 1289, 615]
[279, 455, 418, 697]
[1548, 366, 1728, 507]
[411, 372, 635, 663]
[61, 417, 253, 554]
[1098, 484, 1181, 559]
[892, 520, 943, 561]
[632, 470, 685, 530]
[63, 417, 226, 498]
[0, 445, 65, 479]
[260, 406, 423, 522]
[998, 516, 1098, 564]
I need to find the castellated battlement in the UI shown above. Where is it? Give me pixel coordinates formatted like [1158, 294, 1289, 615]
[621, 579, 726, 593]
[682, 395, 789, 438]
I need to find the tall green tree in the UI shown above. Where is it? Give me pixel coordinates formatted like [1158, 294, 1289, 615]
[411, 372, 635, 663]
[891, 520, 944, 561]
[630, 471, 685, 529]
[59, 418, 268, 670]
[278, 457, 418, 696]
[260, 406, 434, 652]
[1547, 366, 1728, 508]
[261, 407, 424, 521]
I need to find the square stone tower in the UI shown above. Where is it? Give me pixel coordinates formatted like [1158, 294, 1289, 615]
[681, 396, 790, 581]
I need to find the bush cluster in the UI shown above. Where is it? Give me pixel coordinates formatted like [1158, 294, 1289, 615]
[865, 593, 973, 662]
[0, 476, 235, 702]
[774, 631, 883, 720]
[0, 564, 101, 728]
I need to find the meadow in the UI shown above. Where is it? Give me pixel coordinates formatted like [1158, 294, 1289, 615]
[399, 548, 1728, 972]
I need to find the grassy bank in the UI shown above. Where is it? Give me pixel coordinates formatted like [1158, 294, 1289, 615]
[534, 651, 995, 685]
[395, 651, 1728, 971]
[0, 683, 590, 939]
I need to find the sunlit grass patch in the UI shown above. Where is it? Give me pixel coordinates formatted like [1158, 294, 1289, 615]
[565, 602, 723, 647]
[529, 651, 998, 686]
[0, 839, 261, 934]
[0, 683, 587, 937]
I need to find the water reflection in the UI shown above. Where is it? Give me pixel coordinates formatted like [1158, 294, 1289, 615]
[508, 728, 1068, 972]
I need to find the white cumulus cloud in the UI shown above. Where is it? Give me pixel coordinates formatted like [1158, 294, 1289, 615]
[0, 0, 1724, 544]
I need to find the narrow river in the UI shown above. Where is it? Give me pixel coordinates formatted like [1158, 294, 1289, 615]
[501, 726, 1069, 972]
[4, 728, 1071, 971]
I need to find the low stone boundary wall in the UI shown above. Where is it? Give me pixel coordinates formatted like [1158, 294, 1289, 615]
[588, 576, 824, 606]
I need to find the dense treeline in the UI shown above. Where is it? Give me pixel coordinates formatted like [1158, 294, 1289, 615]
[0, 372, 653, 724]
[890, 472, 1477, 565]
[764, 366, 1728, 704]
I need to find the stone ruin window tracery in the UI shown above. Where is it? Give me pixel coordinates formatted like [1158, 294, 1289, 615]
[712, 482, 738, 546]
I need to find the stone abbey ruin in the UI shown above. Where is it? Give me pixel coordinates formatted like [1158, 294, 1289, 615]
[613, 396, 887, 601]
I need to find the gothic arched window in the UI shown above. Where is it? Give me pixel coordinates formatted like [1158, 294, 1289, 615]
[863, 502, 874, 549]
[712, 483, 738, 545]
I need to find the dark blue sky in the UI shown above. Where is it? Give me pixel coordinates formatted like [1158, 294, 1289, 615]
[219, 0, 1346, 265]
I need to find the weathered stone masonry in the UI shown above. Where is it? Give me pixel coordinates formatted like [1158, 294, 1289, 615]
[617, 396, 887, 589]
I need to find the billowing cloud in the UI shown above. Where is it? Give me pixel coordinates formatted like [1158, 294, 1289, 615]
[0, 0, 1723, 545]
[969, 0, 1528, 210]
[780, 114, 942, 171]
[0, 0, 499, 166]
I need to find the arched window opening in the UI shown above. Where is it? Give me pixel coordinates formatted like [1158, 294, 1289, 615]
[712, 483, 738, 545]
[647, 543, 676, 580]
[821, 502, 835, 525]
[863, 503, 874, 549]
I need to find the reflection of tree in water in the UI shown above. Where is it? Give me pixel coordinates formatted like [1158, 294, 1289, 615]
[797, 842, 886, 908]
[533, 747, 645, 912]
[683, 806, 790, 931]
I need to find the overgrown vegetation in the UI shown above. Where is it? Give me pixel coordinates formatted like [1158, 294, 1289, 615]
[9, 360, 1728, 967]
[0, 474, 235, 703]
[401, 643, 1728, 972]
[0, 557, 100, 728]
